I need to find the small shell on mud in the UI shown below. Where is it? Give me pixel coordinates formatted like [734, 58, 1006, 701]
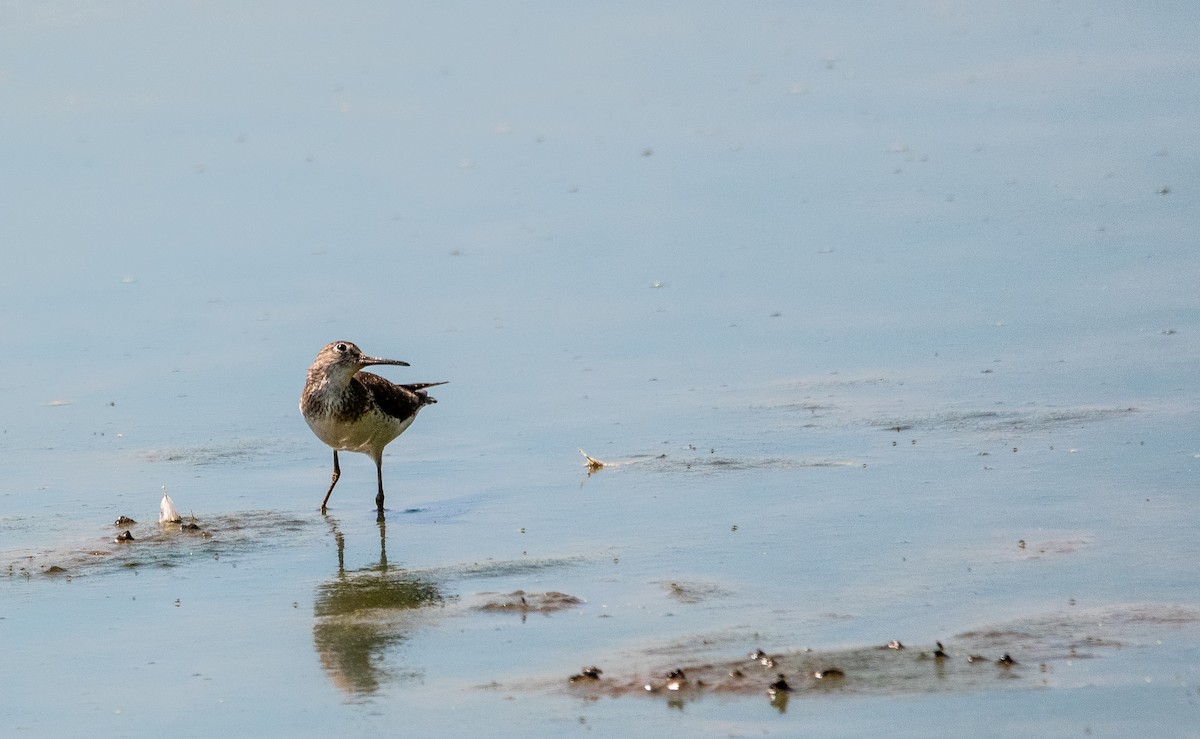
[750, 649, 776, 666]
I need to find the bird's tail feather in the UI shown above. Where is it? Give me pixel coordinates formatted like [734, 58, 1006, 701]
[404, 381, 448, 404]
[402, 381, 448, 391]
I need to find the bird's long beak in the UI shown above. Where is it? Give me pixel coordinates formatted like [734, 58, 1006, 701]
[361, 356, 410, 367]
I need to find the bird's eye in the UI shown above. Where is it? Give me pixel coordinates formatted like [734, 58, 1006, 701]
[335, 343, 348, 353]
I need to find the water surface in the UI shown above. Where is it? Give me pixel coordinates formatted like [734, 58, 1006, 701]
[2, 2, 1198, 736]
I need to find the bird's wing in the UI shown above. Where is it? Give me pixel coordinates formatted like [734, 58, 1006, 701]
[358, 372, 445, 416]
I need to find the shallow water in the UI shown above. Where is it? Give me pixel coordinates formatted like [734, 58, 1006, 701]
[2, 2, 1199, 736]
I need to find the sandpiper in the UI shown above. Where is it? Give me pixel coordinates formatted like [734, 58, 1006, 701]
[300, 341, 446, 514]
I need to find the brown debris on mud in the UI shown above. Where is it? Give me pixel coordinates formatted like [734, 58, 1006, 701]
[554, 605, 1200, 704]
[563, 642, 1025, 701]
[4, 511, 314, 579]
[474, 590, 585, 615]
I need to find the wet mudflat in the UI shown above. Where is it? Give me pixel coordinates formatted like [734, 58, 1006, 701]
[4, 389, 1198, 736]
[2, 2, 1199, 737]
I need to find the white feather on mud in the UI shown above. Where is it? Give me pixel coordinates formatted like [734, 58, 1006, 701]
[159, 486, 182, 524]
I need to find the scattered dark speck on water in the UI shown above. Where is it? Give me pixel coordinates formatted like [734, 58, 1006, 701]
[661, 580, 728, 604]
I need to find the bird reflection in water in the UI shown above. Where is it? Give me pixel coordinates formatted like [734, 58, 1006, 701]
[312, 516, 443, 697]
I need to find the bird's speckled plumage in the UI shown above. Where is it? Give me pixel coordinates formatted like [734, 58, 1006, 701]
[300, 341, 445, 514]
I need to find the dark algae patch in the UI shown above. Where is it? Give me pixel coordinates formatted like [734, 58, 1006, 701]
[474, 590, 585, 615]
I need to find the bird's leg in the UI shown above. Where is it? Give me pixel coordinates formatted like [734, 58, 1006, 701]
[320, 450, 341, 513]
[377, 517, 388, 569]
[374, 457, 386, 515]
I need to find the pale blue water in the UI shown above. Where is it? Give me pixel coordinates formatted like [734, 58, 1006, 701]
[2, 2, 1199, 736]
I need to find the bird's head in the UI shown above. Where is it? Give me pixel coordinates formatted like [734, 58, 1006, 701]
[312, 341, 409, 380]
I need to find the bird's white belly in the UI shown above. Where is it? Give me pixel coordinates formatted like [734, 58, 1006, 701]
[306, 410, 415, 455]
